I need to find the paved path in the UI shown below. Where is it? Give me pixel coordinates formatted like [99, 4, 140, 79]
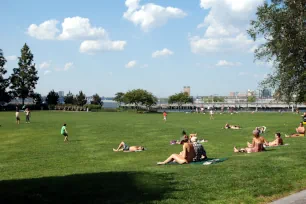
[271, 190, 306, 204]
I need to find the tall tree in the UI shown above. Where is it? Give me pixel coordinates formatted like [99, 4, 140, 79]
[124, 89, 157, 110]
[168, 92, 193, 111]
[46, 90, 59, 105]
[248, 0, 306, 103]
[64, 91, 75, 104]
[0, 49, 11, 105]
[75, 91, 87, 106]
[10, 44, 39, 105]
[91, 93, 103, 106]
[114, 92, 125, 106]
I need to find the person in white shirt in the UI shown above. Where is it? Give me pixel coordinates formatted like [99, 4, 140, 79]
[25, 108, 31, 123]
[209, 109, 214, 120]
[15, 106, 20, 125]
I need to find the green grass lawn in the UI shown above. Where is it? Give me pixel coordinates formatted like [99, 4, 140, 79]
[0, 111, 306, 204]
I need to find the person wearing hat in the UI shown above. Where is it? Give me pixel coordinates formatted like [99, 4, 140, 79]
[191, 136, 207, 161]
[234, 130, 266, 153]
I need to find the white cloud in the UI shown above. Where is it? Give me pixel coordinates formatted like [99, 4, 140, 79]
[190, 0, 263, 54]
[39, 61, 51, 69]
[6, 55, 17, 61]
[44, 70, 51, 75]
[58, 16, 107, 40]
[125, 60, 137, 68]
[27, 20, 59, 40]
[123, 0, 187, 32]
[79, 40, 127, 54]
[216, 60, 241, 67]
[64, 62, 74, 71]
[152, 48, 173, 58]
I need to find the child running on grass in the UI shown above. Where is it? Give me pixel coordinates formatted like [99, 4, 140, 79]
[163, 111, 167, 122]
[15, 106, 20, 125]
[61, 124, 69, 142]
[25, 108, 31, 123]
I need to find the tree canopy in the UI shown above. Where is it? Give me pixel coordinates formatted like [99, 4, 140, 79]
[124, 89, 157, 110]
[114, 92, 125, 106]
[46, 90, 59, 105]
[248, 0, 306, 103]
[91, 93, 103, 106]
[0, 49, 11, 105]
[64, 91, 75, 104]
[75, 91, 87, 106]
[10, 44, 39, 105]
[168, 92, 193, 106]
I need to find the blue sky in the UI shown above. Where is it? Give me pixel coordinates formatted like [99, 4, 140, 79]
[1, 0, 271, 97]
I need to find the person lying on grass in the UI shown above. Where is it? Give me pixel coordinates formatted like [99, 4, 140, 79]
[157, 142, 196, 165]
[224, 123, 241, 129]
[191, 137, 207, 161]
[265, 133, 283, 146]
[285, 122, 305, 137]
[113, 141, 145, 152]
[234, 130, 266, 153]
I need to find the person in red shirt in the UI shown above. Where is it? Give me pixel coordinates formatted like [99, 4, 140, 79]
[163, 111, 167, 122]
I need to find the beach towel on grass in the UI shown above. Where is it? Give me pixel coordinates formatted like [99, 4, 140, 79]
[166, 158, 227, 165]
[264, 144, 289, 148]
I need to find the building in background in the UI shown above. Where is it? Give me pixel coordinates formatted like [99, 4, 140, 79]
[58, 91, 64, 98]
[183, 86, 191, 96]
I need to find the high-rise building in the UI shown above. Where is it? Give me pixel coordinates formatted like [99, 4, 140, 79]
[58, 91, 64, 97]
[183, 86, 190, 96]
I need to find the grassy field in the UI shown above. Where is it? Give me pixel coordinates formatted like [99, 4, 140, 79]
[0, 111, 306, 204]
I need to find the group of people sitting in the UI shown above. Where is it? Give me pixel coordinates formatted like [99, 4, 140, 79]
[158, 131, 207, 165]
[234, 130, 283, 153]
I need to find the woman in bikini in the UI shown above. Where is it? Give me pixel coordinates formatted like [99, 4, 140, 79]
[266, 133, 283, 146]
[234, 130, 266, 153]
[157, 142, 196, 165]
[286, 122, 305, 137]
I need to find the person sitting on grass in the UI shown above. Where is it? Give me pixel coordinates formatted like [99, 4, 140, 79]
[61, 123, 69, 142]
[175, 130, 189, 144]
[285, 122, 305, 137]
[113, 141, 145, 152]
[157, 142, 195, 165]
[224, 123, 240, 129]
[265, 133, 283, 146]
[191, 137, 207, 161]
[234, 130, 266, 153]
[256, 126, 266, 134]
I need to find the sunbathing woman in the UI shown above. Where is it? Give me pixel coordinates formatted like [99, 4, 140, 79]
[157, 142, 196, 165]
[266, 133, 283, 146]
[113, 141, 145, 152]
[224, 123, 241, 129]
[285, 122, 305, 137]
[234, 130, 265, 153]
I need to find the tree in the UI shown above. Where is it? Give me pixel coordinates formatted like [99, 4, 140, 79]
[247, 96, 256, 103]
[32, 93, 42, 105]
[168, 92, 193, 111]
[10, 44, 39, 105]
[75, 91, 87, 106]
[213, 96, 225, 102]
[114, 92, 125, 106]
[46, 90, 59, 105]
[0, 49, 11, 105]
[64, 91, 75, 104]
[124, 89, 157, 110]
[91, 93, 103, 106]
[248, 0, 306, 103]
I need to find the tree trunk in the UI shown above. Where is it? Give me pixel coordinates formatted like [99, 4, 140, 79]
[22, 98, 25, 106]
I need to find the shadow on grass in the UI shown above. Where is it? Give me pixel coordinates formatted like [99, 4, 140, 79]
[0, 171, 177, 204]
